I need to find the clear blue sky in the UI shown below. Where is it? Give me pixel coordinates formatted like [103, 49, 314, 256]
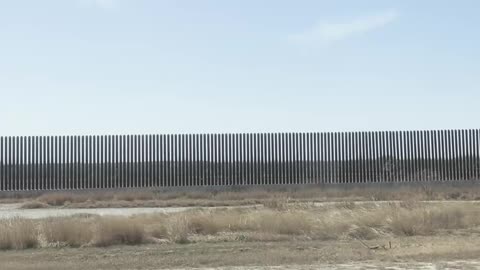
[1, 0, 479, 136]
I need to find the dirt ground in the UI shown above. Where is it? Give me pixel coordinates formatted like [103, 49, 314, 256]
[2, 235, 480, 270]
[2, 200, 479, 220]
[2, 192, 480, 269]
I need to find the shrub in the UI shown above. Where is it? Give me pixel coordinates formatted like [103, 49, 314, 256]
[348, 226, 379, 240]
[20, 201, 50, 209]
[251, 211, 314, 235]
[166, 215, 190, 244]
[42, 217, 93, 247]
[389, 205, 475, 236]
[0, 218, 38, 250]
[148, 225, 169, 239]
[38, 193, 74, 206]
[188, 214, 220, 235]
[262, 198, 289, 210]
[114, 192, 155, 202]
[93, 217, 145, 247]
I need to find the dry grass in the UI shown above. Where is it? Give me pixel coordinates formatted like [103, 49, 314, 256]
[19, 201, 50, 209]
[41, 216, 146, 247]
[42, 217, 94, 247]
[2, 200, 480, 250]
[389, 205, 472, 236]
[0, 218, 38, 250]
[93, 217, 145, 247]
[5, 235, 480, 270]
[11, 185, 480, 209]
[37, 193, 77, 206]
[262, 197, 290, 210]
[165, 215, 191, 244]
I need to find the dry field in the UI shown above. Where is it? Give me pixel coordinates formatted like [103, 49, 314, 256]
[1, 192, 480, 269]
[2, 184, 480, 210]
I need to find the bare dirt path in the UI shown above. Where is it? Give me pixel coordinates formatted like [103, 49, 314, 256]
[2, 236, 480, 270]
[173, 261, 480, 269]
[0, 204, 259, 219]
[2, 200, 480, 220]
[0, 205, 192, 219]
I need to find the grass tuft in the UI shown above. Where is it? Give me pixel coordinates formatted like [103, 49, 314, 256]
[42, 217, 94, 247]
[93, 217, 146, 247]
[20, 201, 50, 209]
[0, 218, 38, 250]
[1, 199, 480, 250]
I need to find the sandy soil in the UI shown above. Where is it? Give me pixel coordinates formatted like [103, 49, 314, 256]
[2, 200, 480, 220]
[176, 261, 480, 269]
[2, 200, 480, 269]
[2, 235, 480, 270]
[0, 205, 192, 219]
[0, 204, 260, 219]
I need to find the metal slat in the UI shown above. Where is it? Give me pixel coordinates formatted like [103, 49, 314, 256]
[374, 132, 380, 183]
[260, 133, 265, 185]
[133, 135, 138, 187]
[228, 133, 233, 186]
[454, 130, 460, 181]
[234, 134, 239, 185]
[1, 130, 477, 190]
[353, 132, 358, 183]
[432, 130, 439, 182]
[462, 130, 467, 180]
[13, 136, 19, 191]
[187, 134, 192, 186]
[115, 135, 119, 188]
[279, 133, 284, 185]
[122, 135, 126, 188]
[405, 131, 411, 182]
[274, 133, 279, 185]
[66, 136, 71, 190]
[157, 135, 162, 187]
[19, 136, 24, 191]
[205, 134, 210, 186]
[326, 132, 331, 184]
[197, 134, 202, 186]
[474, 129, 480, 180]
[3, 137, 7, 190]
[0, 137, 3, 191]
[459, 130, 464, 181]
[443, 130, 449, 181]
[397, 131, 403, 183]
[439, 130, 446, 181]
[179, 134, 184, 187]
[254, 133, 259, 185]
[149, 134, 154, 188]
[347, 132, 352, 183]
[468, 130, 474, 180]
[220, 134, 225, 186]
[356, 132, 362, 183]
[247, 133, 252, 185]
[30, 136, 35, 191]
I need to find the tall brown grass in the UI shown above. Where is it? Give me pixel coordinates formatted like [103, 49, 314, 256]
[0, 218, 38, 250]
[42, 217, 94, 247]
[93, 217, 145, 247]
[19, 201, 50, 209]
[15, 185, 480, 209]
[2, 201, 480, 250]
[390, 205, 471, 236]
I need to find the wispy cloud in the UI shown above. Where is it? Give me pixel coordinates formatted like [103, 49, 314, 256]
[289, 10, 399, 45]
[96, 0, 115, 9]
[78, 0, 116, 9]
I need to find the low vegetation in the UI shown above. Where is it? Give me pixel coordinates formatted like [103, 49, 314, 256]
[19, 201, 50, 209]
[6, 184, 480, 209]
[1, 201, 480, 250]
[0, 218, 38, 250]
